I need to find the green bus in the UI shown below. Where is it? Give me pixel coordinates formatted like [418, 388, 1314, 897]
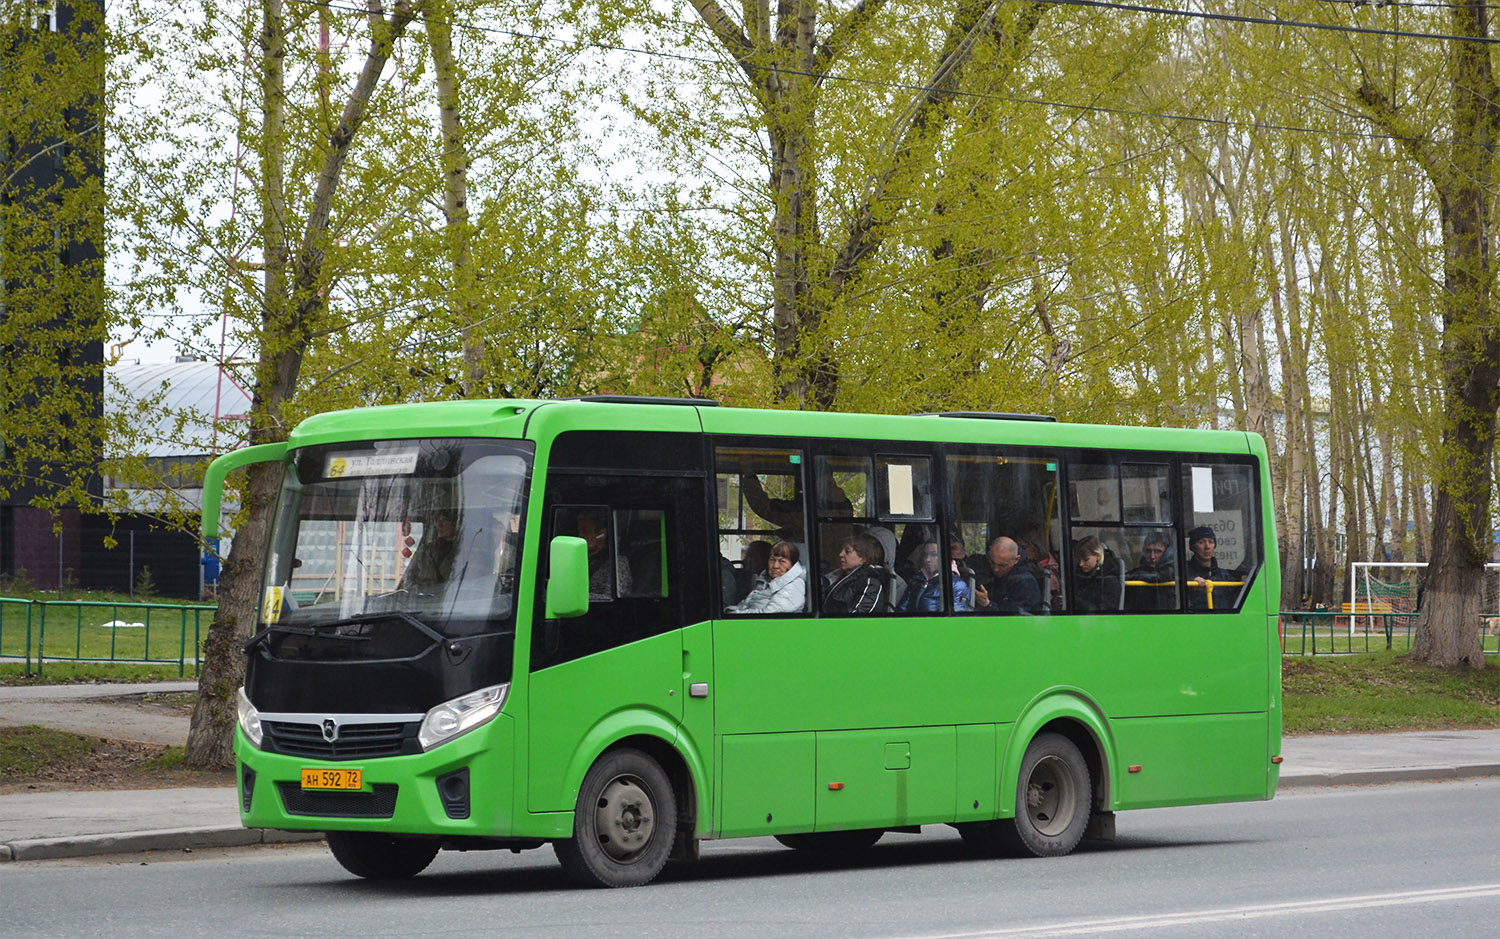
[204, 396, 1281, 887]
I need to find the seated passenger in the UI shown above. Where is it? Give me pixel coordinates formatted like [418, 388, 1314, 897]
[1186, 526, 1235, 610]
[973, 536, 1043, 614]
[738, 540, 774, 597]
[1073, 535, 1122, 612]
[727, 541, 806, 614]
[1018, 525, 1061, 608]
[822, 534, 887, 614]
[1125, 530, 1175, 610]
[898, 541, 973, 612]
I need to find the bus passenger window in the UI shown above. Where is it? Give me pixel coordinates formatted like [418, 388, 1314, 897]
[715, 446, 809, 614]
[1181, 464, 1259, 612]
[945, 450, 1060, 615]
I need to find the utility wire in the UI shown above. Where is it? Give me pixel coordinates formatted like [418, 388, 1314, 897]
[1042, 0, 1500, 44]
[283, 0, 1469, 146]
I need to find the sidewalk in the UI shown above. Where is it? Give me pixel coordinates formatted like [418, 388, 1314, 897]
[3, 684, 1499, 862]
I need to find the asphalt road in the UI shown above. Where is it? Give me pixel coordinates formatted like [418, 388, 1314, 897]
[4, 779, 1498, 938]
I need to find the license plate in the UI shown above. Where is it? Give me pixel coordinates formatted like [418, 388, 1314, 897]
[300, 768, 363, 790]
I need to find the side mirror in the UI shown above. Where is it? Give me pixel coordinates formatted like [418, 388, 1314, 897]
[544, 536, 590, 619]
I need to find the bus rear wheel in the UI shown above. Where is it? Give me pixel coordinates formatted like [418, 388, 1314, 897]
[1003, 732, 1091, 857]
[325, 831, 440, 879]
[554, 748, 677, 888]
[774, 829, 884, 853]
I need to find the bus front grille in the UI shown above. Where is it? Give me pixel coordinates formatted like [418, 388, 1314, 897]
[262, 720, 418, 760]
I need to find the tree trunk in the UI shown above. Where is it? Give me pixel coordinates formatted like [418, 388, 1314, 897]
[187, 1, 417, 766]
[1356, 5, 1498, 667]
[426, 3, 482, 394]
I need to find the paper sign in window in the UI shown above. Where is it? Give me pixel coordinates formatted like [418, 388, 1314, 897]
[1192, 466, 1214, 514]
[887, 463, 915, 516]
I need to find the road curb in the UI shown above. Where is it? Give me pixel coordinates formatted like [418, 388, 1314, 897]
[0, 826, 324, 862]
[1279, 762, 1500, 789]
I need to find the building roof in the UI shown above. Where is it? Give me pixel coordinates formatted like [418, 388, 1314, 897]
[107, 359, 253, 459]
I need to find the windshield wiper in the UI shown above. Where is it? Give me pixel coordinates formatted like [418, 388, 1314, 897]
[243, 611, 444, 655]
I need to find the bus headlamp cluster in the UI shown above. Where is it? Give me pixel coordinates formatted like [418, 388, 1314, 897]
[418, 683, 508, 751]
[237, 687, 264, 748]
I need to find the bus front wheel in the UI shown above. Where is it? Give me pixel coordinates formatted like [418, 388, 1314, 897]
[1004, 732, 1091, 857]
[325, 831, 440, 879]
[554, 747, 678, 888]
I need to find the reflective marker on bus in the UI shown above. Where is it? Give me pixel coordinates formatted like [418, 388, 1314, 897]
[202, 396, 1282, 887]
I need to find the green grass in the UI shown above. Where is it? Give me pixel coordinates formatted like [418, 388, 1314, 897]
[0, 662, 194, 685]
[1, 592, 214, 674]
[138, 747, 189, 773]
[1279, 617, 1500, 655]
[0, 726, 94, 779]
[1283, 651, 1500, 734]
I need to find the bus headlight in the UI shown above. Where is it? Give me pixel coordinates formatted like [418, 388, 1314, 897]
[237, 687, 264, 748]
[418, 684, 508, 751]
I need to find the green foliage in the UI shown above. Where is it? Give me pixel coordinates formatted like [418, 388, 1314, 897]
[133, 565, 156, 600]
[1, 2, 110, 513]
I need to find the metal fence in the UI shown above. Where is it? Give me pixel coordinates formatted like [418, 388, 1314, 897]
[0, 597, 215, 677]
[1280, 609, 1500, 657]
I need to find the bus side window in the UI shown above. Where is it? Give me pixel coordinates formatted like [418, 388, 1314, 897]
[945, 448, 1060, 615]
[714, 445, 809, 614]
[1072, 457, 1180, 613]
[1181, 463, 1259, 612]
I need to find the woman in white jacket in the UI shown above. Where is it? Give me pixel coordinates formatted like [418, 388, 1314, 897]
[727, 541, 807, 614]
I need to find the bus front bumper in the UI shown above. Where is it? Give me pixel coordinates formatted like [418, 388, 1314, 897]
[234, 715, 517, 837]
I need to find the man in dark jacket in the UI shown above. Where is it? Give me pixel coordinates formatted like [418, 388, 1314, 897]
[973, 536, 1042, 614]
[1186, 526, 1232, 610]
[1126, 529, 1175, 610]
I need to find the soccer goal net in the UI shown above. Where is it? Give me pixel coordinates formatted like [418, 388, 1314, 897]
[1348, 561, 1500, 638]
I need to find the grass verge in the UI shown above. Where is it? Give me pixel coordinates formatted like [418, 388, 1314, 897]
[0, 662, 193, 685]
[1283, 652, 1500, 734]
[0, 726, 233, 791]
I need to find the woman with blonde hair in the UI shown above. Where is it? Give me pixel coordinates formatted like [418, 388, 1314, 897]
[1073, 535, 1122, 612]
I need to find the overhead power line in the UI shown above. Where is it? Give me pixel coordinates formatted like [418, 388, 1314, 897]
[283, 0, 1474, 146]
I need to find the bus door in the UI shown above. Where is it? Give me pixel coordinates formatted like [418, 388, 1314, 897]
[526, 432, 712, 816]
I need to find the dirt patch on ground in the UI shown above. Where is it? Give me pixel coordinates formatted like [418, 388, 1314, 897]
[0, 727, 234, 794]
[91, 691, 197, 715]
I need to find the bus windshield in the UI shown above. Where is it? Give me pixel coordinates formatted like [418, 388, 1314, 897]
[262, 438, 532, 640]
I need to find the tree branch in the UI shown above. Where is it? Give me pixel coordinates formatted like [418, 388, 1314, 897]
[689, 0, 762, 89]
[814, 0, 885, 81]
[1355, 77, 1444, 189]
[826, 1, 1044, 300]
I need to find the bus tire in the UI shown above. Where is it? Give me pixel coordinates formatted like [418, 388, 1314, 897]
[1002, 732, 1091, 857]
[554, 747, 677, 888]
[774, 829, 884, 853]
[325, 831, 440, 879]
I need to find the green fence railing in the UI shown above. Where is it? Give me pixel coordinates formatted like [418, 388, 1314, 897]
[0, 597, 216, 677]
[1280, 609, 1500, 657]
